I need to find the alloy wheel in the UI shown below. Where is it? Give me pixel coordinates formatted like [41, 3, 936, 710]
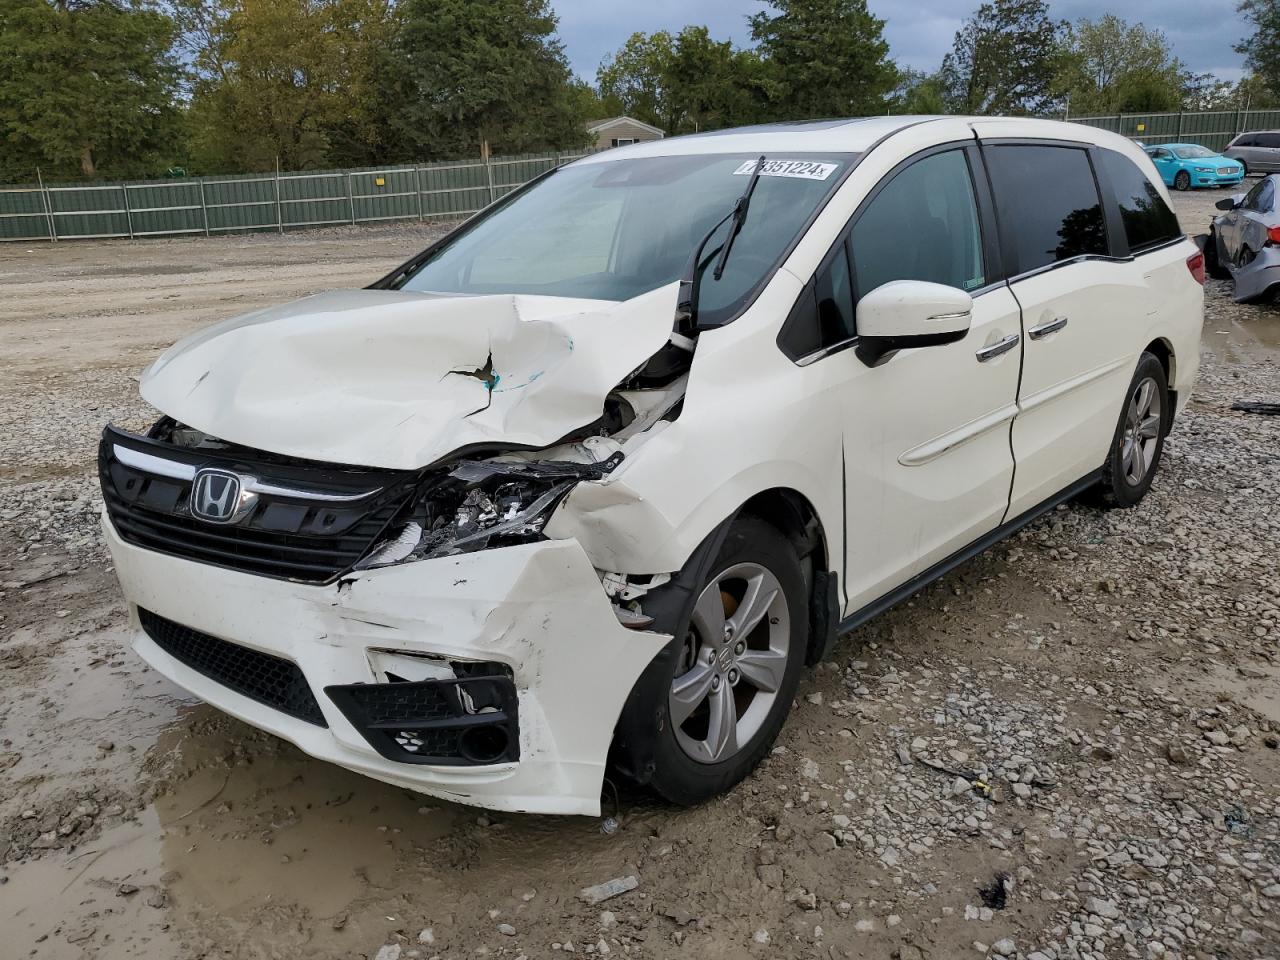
[669, 562, 790, 764]
[1121, 376, 1162, 486]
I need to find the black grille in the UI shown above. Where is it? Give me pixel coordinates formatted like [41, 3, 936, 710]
[139, 608, 327, 726]
[326, 676, 519, 765]
[99, 426, 416, 583]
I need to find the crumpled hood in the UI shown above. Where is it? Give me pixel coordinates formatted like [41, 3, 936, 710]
[140, 285, 678, 469]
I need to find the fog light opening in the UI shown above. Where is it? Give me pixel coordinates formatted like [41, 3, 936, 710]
[459, 724, 511, 764]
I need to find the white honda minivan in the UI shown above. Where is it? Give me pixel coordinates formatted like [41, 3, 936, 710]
[100, 117, 1203, 815]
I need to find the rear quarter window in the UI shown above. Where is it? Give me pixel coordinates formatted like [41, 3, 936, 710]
[1097, 149, 1181, 254]
[985, 144, 1108, 275]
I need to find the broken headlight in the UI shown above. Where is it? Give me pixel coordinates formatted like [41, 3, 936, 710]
[358, 454, 621, 569]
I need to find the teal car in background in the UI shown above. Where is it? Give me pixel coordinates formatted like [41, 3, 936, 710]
[1145, 143, 1245, 190]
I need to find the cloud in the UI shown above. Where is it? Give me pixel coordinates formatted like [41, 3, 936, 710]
[553, 0, 1251, 82]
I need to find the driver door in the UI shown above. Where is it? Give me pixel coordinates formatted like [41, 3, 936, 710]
[822, 145, 1022, 610]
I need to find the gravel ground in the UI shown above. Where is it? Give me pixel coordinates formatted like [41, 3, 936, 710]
[0, 191, 1277, 960]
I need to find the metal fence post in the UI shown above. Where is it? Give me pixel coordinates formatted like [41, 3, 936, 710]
[273, 158, 284, 234]
[198, 178, 210, 236]
[121, 183, 134, 239]
[36, 167, 56, 242]
[414, 165, 423, 220]
[347, 172, 356, 225]
[1176, 111, 1184, 139]
[485, 155, 496, 203]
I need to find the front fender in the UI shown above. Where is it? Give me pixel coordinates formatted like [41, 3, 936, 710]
[546, 451, 841, 575]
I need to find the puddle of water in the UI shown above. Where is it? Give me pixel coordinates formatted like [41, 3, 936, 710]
[1199, 661, 1280, 724]
[1203, 309, 1280, 362]
[3, 810, 180, 960]
[152, 731, 458, 922]
[3, 727, 462, 957]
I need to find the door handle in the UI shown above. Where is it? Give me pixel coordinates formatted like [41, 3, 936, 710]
[1028, 316, 1069, 340]
[976, 333, 1019, 362]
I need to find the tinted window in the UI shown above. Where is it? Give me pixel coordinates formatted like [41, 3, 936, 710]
[1243, 178, 1269, 210]
[1097, 150, 1181, 253]
[986, 145, 1108, 274]
[818, 244, 855, 343]
[1259, 133, 1280, 148]
[849, 150, 986, 299]
[1234, 135, 1258, 147]
[1252, 180, 1276, 212]
[777, 243, 855, 359]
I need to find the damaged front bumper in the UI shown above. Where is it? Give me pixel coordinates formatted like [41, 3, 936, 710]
[104, 515, 668, 815]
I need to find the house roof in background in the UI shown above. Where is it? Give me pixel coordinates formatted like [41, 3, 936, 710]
[585, 116, 665, 137]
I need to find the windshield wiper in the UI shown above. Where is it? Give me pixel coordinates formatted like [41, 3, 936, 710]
[674, 155, 766, 332]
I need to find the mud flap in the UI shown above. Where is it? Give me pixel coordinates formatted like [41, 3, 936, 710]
[806, 570, 839, 666]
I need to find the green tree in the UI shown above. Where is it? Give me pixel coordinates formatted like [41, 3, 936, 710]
[179, 0, 397, 172]
[597, 31, 674, 129]
[0, 0, 181, 180]
[892, 69, 948, 114]
[749, 0, 896, 119]
[940, 0, 1062, 115]
[1237, 0, 1280, 103]
[393, 0, 589, 159]
[1054, 16, 1191, 115]
[596, 27, 768, 135]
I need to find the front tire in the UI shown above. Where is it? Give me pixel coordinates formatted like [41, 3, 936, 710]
[1087, 352, 1168, 509]
[612, 515, 807, 806]
[1174, 170, 1191, 191]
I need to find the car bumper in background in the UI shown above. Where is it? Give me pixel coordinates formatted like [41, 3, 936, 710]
[1232, 248, 1280, 302]
[1194, 172, 1244, 187]
[104, 515, 667, 816]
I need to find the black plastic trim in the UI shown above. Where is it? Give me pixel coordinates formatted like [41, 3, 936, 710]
[326, 676, 520, 766]
[139, 609, 328, 727]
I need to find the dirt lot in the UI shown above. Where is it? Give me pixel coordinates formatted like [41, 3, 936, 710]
[1, 192, 1278, 960]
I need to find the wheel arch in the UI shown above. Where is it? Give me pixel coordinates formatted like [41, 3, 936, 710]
[737, 487, 837, 667]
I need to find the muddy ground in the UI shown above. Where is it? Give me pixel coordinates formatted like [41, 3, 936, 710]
[1, 192, 1278, 960]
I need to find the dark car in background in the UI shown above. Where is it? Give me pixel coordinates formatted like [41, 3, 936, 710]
[1224, 131, 1280, 175]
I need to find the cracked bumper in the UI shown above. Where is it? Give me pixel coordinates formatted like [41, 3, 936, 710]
[104, 515, 667, 815]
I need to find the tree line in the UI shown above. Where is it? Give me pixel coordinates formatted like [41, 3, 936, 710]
[1, 0, 1277, 183]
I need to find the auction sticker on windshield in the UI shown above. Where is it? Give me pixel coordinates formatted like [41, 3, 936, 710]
[733, 159, 838, 180]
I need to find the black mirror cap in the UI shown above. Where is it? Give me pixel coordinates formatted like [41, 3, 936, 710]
[1215, 196, 1239, 211]
[855, 328, 969, 368]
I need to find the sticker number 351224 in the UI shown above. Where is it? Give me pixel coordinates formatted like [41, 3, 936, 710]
[732, 159, 838, 180]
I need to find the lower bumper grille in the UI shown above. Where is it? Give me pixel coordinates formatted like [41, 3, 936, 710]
[139, 609, 327, 727]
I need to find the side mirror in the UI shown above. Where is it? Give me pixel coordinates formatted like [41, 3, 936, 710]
[1216, 195, 1242, 211]
[855, 280, 972, 367]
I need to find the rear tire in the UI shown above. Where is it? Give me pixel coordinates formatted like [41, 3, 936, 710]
[1085, 352, 1169, 509]
[612, 515, 807, 806]
[1174, 170, 1191, 191]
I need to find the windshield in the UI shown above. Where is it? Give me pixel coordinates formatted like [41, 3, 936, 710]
[1173, 146, 1217, 159]
[398, 153, 857, 323]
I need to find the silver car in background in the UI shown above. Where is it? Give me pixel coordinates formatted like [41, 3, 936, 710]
[1224, 131, 1280, 175]
[1207, 174, 1280, 302]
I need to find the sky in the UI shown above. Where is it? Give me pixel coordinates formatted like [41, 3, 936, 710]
[553, 0, 1250, 84]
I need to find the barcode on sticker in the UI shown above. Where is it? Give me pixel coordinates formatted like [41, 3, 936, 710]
[733, 159, 838, 180]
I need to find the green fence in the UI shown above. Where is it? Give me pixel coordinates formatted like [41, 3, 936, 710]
[6, 108, 1280, 242]
[1069, 108, 1280, 151]
[0, 150, 589, 242]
